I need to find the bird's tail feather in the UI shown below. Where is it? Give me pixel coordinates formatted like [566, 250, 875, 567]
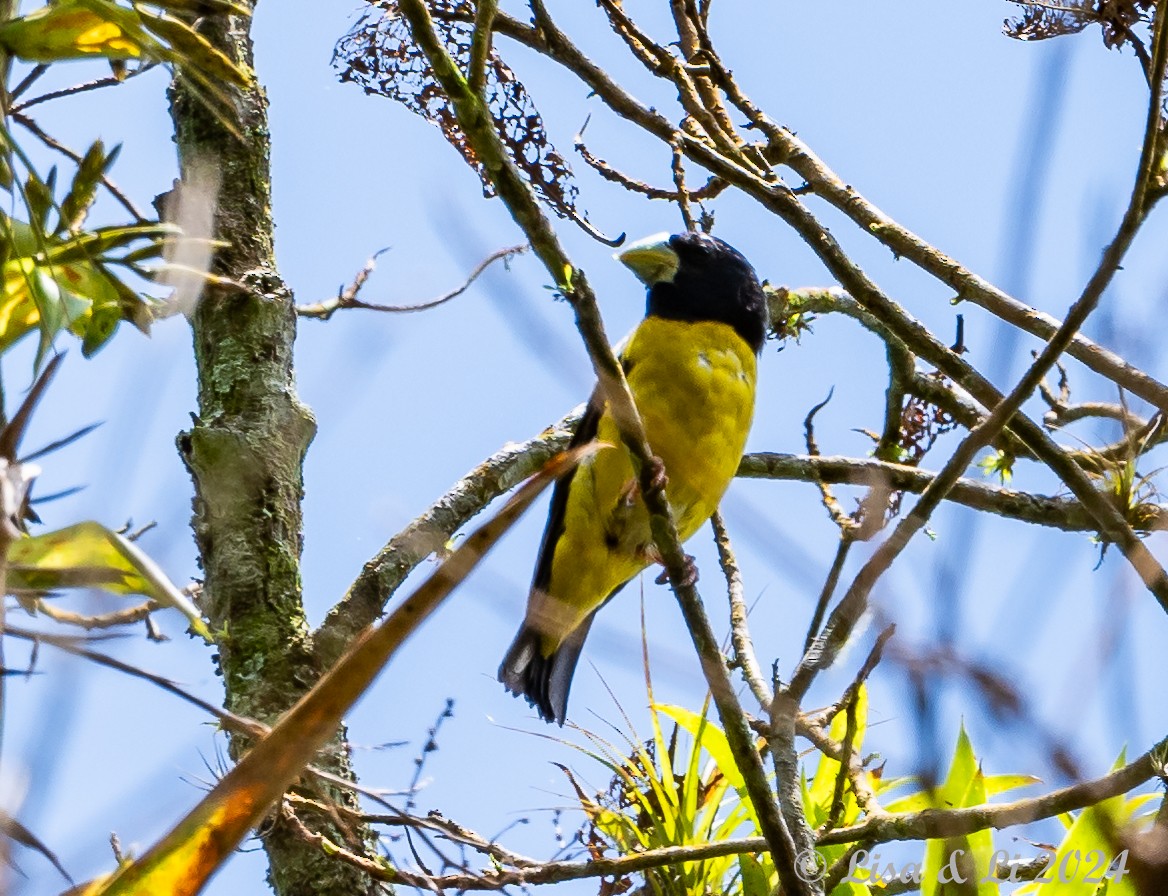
[498, 613, 596, 726]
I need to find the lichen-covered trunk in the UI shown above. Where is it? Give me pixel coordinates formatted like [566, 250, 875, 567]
[168, 7, 378, 894]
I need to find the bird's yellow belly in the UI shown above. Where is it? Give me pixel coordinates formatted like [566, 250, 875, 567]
[538, 318, 757, 651]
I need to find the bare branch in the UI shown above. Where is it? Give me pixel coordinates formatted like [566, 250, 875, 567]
[670, 138, 697, 231]
[803, 536, 852, 654]
[31, 599, 160, 631]
[298, 244, 528, 320]
[312, 408, 579, 668]
[819, 732, 1168, 846]
[738, 452, 1166, 533]
[467, 0, 498, 94]
[574, 125, 725, 202]
[10, 111, 147, 221]
[11, 62, 159, 112]
[711, 511, 771, 707]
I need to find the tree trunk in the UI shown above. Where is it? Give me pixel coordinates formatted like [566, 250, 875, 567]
[168, 7, 379, 894]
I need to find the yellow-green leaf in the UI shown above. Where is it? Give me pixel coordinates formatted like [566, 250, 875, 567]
[8, 521, 211, 640]
[0, 1, 142, 61]
[807, 686, 869, 828]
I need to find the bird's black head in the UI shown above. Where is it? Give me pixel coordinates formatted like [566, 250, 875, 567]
[618, 231, 769, 354]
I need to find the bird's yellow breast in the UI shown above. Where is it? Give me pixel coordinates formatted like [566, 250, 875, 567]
[534, 317, 757, 651]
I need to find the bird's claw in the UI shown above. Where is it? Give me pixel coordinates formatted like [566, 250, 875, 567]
[655, 553, 698, 587]
[645, 456, 668, 494]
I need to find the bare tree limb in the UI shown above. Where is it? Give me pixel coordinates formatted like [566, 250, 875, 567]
[711, 511, 771, 707]
[10, 111, 147, 221]
[818, 732, 1168, 846]
[312, 409, 579, 667]
[298, 244, 528, 320]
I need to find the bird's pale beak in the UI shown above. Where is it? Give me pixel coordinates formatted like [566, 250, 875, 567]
[617, 233, 679, 285]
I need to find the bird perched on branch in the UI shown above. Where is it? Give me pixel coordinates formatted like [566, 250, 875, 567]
[498, 231, 769, 725]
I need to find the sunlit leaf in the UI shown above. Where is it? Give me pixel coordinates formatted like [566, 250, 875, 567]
[59, 141, 119, 235]
[0, 218, 163, 357]
[921, 725, 998, 896]
[1015, 752, 1151, 896]
[0, 1, 141, 61]
[984, 773, 1041, 796]
[807, 686, 869, 828]
[7, 521, 211, 640]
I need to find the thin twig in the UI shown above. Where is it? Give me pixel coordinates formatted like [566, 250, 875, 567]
[11, 62, 159, 112]
[32, 599, 160, 631]
[8, 64, 46, 103]
[670, 138, 696, 231]
[297, 244, 528, 320]
[711, 511, 771, 707]
[9, 111, 147, 221]
[818, 624, 896, 730]
[1044, 401, 1149, 429]
[575, 127, 725, 201]
[2, 623, 268, 740]
[467, 0, 497, 94]
[823, 696, 859, 832]
[803, 536, 852, 655]
[804, 388, 854, 532]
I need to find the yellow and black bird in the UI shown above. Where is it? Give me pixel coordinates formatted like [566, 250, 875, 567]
[498, 231, 768, 724]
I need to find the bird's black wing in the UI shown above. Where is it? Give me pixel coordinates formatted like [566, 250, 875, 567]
[498, 389, 604, 725]
[531, 389, 603, 595]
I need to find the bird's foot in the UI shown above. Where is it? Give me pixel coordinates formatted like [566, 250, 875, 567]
[654, 553, 699, 587]
[644, 456, 668, 494]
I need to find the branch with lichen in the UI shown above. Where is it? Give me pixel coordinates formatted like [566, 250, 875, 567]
[312, 409, 579, 667]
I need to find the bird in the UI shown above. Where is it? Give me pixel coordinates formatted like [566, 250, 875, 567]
[498, 230, 769, 725]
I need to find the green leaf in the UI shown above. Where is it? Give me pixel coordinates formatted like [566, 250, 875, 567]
[983, 773, 1041, 797]
[58, 141, 109, 235]
[8, 521, 211, 640]
[0, 1, 143, 61]
[24, 170, 54, 233]
[739, 853, 769, 896]
[655, 703, 748, 794]
[921, 725, 999, 896]
[1015, 758, 1152, 896]
[807, 686, 869, 828]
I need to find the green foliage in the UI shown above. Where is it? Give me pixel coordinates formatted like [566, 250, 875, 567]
[918, 726, 999, 896]
[565, 682, 1168, 896]
[0, 208, 174, 361]
[0, 0, 251, 110]
[561, 697, 752, 896]
[978, 449, 1015, 484]
[0, 0, 252, 366]
[1015, 753, 1153, 896]
[9, 520, 211, 640]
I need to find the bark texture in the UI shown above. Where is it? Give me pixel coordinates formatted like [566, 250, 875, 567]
[169, 8, 378, 894]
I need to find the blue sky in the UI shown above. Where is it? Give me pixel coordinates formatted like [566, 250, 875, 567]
[4, 1, 1168, 892]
